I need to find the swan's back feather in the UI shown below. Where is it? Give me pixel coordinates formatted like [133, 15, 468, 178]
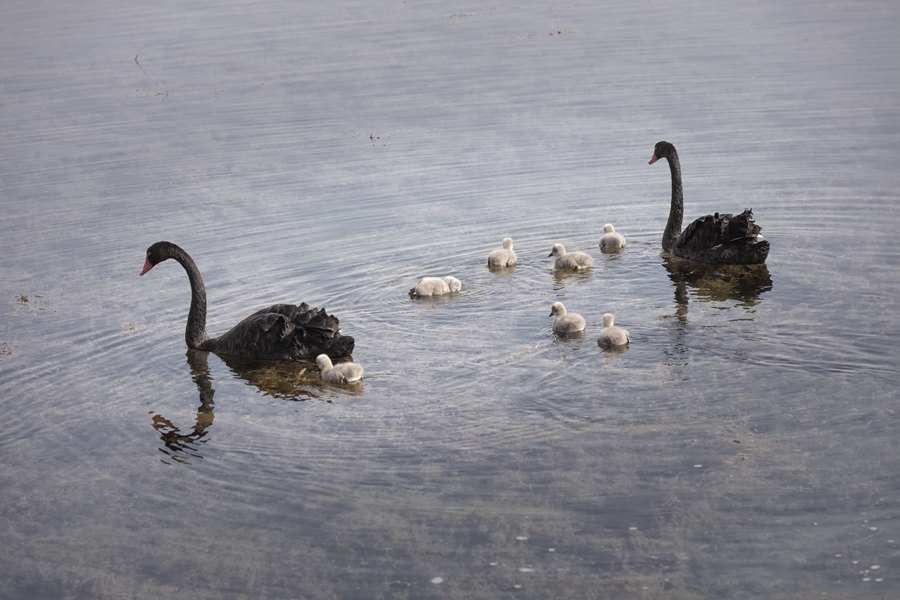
[210, 303, 352, 361]
[677, 209, 769, 265]
[488, 238, 517, 267]
[410, 276, 461, 296]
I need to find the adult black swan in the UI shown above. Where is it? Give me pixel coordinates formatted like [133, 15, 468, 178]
[649, 141, 769, 265]
[140, 241, 355, 361]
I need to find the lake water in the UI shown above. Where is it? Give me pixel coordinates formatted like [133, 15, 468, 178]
[1, 1, 899, 598]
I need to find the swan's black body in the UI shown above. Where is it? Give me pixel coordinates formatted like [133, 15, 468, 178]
[141, 241, 354, 361]
[650, 141, 769, 265]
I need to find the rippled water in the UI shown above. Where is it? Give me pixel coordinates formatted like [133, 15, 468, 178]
[2, 1, 899, 598]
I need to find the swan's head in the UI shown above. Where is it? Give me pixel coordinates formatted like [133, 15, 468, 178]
[603, 224, 615, 234]
[549, 302, 566, 317]
[141, 241, 179, 276]
[502, 237, 514, 250]
[443, 276, 462, 292]
[548, 243, 565, 257]
[603, 313, 615, 328]
[316, 354, 333, 371]
[649, 141, 675, 165]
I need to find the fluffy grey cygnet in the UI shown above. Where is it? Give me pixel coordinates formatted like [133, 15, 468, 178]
[597, 313, 630, 348]
[487, 237, 518, 267]
[410, 276, 462, 296]
[599, 224, 627, 250]
[549, 301, 586, 333]
[549, 244, 593, 270]
[316, 354, 364, 383]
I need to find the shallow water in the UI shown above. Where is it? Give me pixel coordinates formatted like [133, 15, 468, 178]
[2, 1, 899, 598]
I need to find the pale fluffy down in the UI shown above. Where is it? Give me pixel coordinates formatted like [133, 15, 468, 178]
[597, 313, 630, 348]
[599, 224, 627, 250]
[488, 237, 518, 267]
[549, 244, 593, 270]
[549, 301, 586, 333]
[316, 354, 364, 383]
[410, 276, 462, 296]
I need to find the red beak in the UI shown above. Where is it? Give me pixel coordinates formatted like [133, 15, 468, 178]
[140, 254, 153, 276]
[649, 152, 659, 165]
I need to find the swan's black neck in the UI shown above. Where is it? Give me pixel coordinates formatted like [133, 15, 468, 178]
[168, 245, 210, 350]
[662, 148, 684, 252]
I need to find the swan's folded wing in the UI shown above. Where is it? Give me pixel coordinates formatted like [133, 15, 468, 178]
[216, 312, 296, 359]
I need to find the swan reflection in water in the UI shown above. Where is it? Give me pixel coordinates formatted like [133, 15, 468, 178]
[150, 350, 357, 464]
[552, 266, 593, 288]
[662, 254, 773, 322]
[660, 255, 772, 369]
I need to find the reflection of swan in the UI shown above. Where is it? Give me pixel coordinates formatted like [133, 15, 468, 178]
[150, 350, 217, 464]
[549, 301, 586, 333]
[488, 237, 518, 268]
[316, 354, 364, 384]
[549, 244, 593, 270]
[553, 267, 593, 286]
[140, 241, 355, 361]
[217, 353, 327, 401]
[410, 276, 461, 296]
[662, 254, 772, 329]
[597, 314, 630, 349]
[149, 349, 359, 463]
[663, 255, 772, 309]
[599, 224, 626, 251]
[649, 141, 769, 265]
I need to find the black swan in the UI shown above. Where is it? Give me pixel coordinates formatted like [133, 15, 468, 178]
[140, 241, 355, 361]
[649, 141, 769, 265]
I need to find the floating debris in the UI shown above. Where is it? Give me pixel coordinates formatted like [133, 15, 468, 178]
[548, 548, 555, 552]
[694, 464, 702, 468]
[870, 565, 880, 570]
[431, 577, 443, 584]
[518, 567, 534, 573]
[516, 536, 528, 541]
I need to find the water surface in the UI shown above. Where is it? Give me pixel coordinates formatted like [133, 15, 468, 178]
[1, 1, 899, 598]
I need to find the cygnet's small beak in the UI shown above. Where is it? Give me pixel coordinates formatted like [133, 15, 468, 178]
[547, 252, 553, 257]
[649, 152, 659, 165]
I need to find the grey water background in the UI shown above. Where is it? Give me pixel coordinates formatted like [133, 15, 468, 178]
[1, 0, 899, 598]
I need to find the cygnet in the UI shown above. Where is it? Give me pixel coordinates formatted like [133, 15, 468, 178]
[549, 244, 593, 270]
[597, 313, 630, 348]
[599, 224, 626, 250]
[410, 276, 462, 296]
[316, 354, 364, 383]
[549, 301, 586, 333]
[488, 237, 518, 267]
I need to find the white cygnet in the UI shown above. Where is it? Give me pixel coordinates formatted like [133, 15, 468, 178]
[549, 301, 586, 333]
[487, 237, 518, 267]
[316, 354, 364, 383]
[597, 313, 630, 348]
[549, 244, 593, 270]
[599, 224, 626, 250]
[410, 276, 462, 296]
